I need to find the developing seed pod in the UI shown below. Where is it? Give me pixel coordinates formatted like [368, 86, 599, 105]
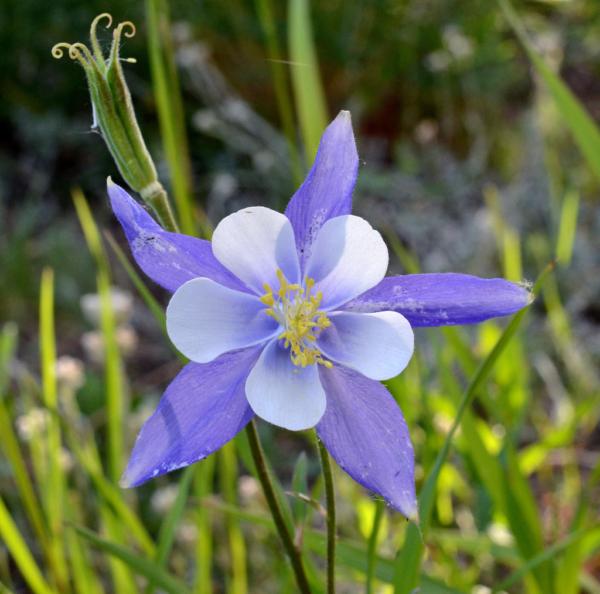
[52, 14, 177, 231]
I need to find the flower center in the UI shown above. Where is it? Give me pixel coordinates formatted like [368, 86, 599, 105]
[261, 269, 332, 368]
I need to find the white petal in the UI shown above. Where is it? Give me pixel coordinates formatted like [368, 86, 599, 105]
[304, 215, 388, 310]
[211, 206, 300, 294]
[166, 278, 279, 363]
[245, 340, 326, 430]
[317, 311, 414, 380]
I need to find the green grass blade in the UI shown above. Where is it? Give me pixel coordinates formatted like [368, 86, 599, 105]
[493, 527, 591, 592]
[192, 458, 215, 594]
[0, 497, 55, 594]
[255, 0, 303, 186]
[392, 264, 553, 594]
[73, 189, 125, 483]
[39, 268, 70, 591]
[556, 189, 579, 266]
[65, 497, 103, 594]
[59, 414, 156, 557]
[97, 269, 125, 481]
[498, 0, 600, 182]
[73, 525, 190, 594]
[234, 429, 295, 535]
[501, 445, 553, 592]
[288, 0, 328, 161]
[365, 500, 384, 594]
[146, 0, 201, 236]
[205, 498, 466, 592]
[0, 324, 49, 552]
[220, 442, 248, 594]
[291, 451, 309, 527]
[556, 501, 589, 594]
[98, 500, 137, 592]
[146, 466, 195, 594]
[0, 323, 17, 394]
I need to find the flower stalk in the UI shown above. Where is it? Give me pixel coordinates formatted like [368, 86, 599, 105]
[52, 14, 179, 232]
[245, 420, 312, 594]
[317, 436, 336, 594]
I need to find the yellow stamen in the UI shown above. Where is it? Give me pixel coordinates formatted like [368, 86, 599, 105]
[262, 269, 331, 368]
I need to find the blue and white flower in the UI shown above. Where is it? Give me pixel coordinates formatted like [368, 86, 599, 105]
[109, 111, 530, 517]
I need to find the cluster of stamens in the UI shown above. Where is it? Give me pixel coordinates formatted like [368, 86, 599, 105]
[261, 270, 332, 368]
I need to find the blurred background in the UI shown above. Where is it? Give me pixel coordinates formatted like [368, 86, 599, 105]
[0, 0, 599, 592]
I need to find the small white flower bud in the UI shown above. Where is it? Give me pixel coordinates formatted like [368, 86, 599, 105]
[151, 485, 179, 514]
[16, 408, 50, 441]
[55, 356, 85, 392]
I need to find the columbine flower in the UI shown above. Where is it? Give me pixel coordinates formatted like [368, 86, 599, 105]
[109, 111, 530, 517]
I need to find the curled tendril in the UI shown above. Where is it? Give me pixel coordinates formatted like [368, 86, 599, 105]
[114, 21, 137, 40]
[51, 42, 92, 68]
[121, 21, 136, 38]
[90, 13, 113, 62]
[68, 42, 95, 63]
[51, 42, 72, 59]
[90, 12, 113, 36]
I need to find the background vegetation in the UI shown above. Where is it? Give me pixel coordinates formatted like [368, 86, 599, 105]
[0, 0, 599, 592]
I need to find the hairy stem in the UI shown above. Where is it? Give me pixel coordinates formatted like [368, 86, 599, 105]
[245, 421, 312, 594]
[317, 437, 336, 594]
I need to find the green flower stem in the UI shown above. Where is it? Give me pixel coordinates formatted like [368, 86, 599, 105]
[141, 182, 180, 233]
[317, 436, 336, 594]
[245, 420, 312, 594]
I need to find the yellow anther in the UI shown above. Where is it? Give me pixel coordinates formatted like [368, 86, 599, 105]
[261, 269, 332, 368]
[260, 293, 275, 306]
